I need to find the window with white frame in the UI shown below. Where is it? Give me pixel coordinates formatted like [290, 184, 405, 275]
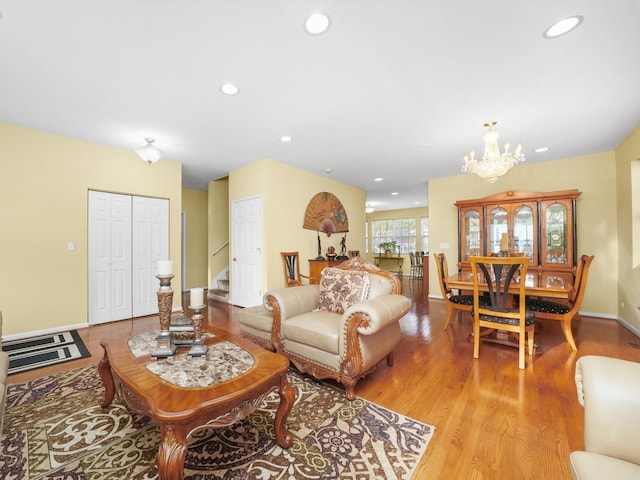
[372, 218, 416, 254]
[421, 216, 429, 253]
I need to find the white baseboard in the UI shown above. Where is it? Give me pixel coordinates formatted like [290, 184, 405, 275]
[3, 323, 89, 342]
[2, 308, 178, 342]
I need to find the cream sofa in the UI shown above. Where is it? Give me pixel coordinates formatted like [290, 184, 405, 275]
[1, 311, 9, 438]
[570, 355, 640, 479]
[240, 256, 411, 400]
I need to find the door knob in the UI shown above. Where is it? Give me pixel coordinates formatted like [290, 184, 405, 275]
[233, 257, 237, 261]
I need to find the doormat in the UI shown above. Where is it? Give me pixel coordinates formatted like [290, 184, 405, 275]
[2, 330, 91, 375]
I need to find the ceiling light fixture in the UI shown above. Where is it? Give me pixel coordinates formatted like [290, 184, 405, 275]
[135, 137, 163, 164]
[535, 147, 550, 153]
[365, 202, 375, 214]
[543, 15, 583, 39]
[374, 177, 383, 182]
[280, 135, 292, 143]
[220, 83, 239, 95]
[304, 12, 330, 35]
[462, 121, 525, 183]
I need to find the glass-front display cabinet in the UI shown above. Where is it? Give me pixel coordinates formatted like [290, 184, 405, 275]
[459, 206, 483, 262]
[455, 190, 580, 273]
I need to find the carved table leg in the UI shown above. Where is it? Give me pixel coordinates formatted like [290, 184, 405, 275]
[274, 374, 295, 448]
[157, 426, 188, 480]
[98, 341, 115, 408]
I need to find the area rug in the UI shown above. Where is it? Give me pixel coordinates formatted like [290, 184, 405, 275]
[2, 330, 91, 375]
[0, 365, 435, 479]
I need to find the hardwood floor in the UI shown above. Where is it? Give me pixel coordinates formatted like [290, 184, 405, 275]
[7, 279, 640, 478]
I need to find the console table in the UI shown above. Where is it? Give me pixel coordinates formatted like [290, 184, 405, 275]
[308, 259, 344, 284]
[374, 256, 403, 275]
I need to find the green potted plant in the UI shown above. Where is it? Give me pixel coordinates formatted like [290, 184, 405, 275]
[378, 241, 398, 257]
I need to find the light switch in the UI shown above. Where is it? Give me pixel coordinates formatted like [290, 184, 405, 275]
[67, 241, 75, 251]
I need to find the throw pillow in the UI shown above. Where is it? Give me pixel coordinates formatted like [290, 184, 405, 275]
[317, 268, 369, 314]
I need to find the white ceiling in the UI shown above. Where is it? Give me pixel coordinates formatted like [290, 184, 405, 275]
[2, 1, 639, 211]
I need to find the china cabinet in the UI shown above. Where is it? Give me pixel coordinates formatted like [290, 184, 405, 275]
[455, 190, 581, 273]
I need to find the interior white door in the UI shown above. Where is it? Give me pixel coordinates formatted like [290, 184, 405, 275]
[132, 196, 169, 317]
[231, 196, 263, 307]
[88, 191, 132, 324]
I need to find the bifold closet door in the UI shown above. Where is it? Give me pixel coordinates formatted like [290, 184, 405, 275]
[88, 191, 169, 325]
[88, 191, 133, 325]
[132, 196, 169, 317]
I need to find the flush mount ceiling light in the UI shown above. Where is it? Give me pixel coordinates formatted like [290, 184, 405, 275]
[543, 15, 583, 38]
[135, 137, 163, 164]
[462, 121, 525, 183]
[280, 135, 292, 143]
[220, 83, 239, 95]
[304, 12, 330, 35]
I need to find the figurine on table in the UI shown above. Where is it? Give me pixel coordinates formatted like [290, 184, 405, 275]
[326, 245, 336, 259]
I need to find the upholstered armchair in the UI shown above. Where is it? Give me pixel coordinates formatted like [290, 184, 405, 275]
[570, 355, 640, 479]
[263, 256, 411, 400]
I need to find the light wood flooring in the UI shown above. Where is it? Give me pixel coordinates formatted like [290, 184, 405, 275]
[7, 278, 640, 478]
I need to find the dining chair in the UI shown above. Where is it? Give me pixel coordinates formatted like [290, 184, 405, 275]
[470, 255, 535, 369]
[435, 253, 476, 330]
[409, 252, 423, 279]
[281, 252, 309, 287]
[525, 254, 594, 351]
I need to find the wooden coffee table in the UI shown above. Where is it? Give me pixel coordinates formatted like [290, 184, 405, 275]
[98, 327, 294, 480]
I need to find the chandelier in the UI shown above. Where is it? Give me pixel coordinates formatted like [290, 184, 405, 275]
[462, 121, 525, 183]
[135, 137, 164, 164]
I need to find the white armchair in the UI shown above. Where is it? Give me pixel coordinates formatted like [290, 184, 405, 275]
[241, 256, 411, 400]
[570, 355, 640, 479]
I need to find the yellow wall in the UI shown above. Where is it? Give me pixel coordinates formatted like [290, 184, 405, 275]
[428, 151, 618, 318]
[182, 188, 208, 289]
[208, 177, 230, 288]
[229, 159, 366, 296]
[615, 124, 640, 331]
[0, 123, 183, 337]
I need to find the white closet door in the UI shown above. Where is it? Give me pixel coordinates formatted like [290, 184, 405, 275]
[231, 196, 263, 307]
[88, 191, 132, 324]
[132, 196, 169, 317]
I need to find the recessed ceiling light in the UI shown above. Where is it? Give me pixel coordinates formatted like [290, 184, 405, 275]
[220, 83, 239, 95]
[305, 12, 330, 35]
[543, 15, 583, 39]
[325, 168, 333, 173]
[391, 192, 399, 196]
[280, 136, 292, 143]
[414, 201, 421, 205]
[535, 147, 550, 153]
[374, 177, 383, 182]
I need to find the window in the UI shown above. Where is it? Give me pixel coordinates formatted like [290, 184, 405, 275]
[421, 216, 429, 252]
[372, 218, 416, 254]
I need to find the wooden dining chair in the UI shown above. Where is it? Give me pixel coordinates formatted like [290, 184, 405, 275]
[409, 252, 423, 279]
[470, 255, 535, 369]
[281, 252, 309, 287]
[435, 253, 476, 330]
[525, 254, 594, 351]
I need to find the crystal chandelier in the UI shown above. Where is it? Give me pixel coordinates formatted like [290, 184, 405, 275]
[462, 121, 525, 183]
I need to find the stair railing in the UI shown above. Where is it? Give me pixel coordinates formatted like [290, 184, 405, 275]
[212, 240, 229, 256]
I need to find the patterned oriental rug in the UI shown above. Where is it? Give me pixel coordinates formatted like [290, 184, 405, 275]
[1, 365, 435, 479]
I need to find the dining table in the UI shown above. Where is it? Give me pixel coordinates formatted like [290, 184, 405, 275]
[445, 269, 574, 299]
[445, 269, 575, 350]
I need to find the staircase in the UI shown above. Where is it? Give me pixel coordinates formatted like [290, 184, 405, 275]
[208, 276, 229, 303]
